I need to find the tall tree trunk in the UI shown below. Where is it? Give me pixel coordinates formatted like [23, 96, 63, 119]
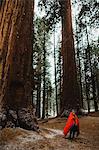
[53, 25, 58, 115]
[45, 83, 48, 119]
[92, 60, 98, 111]
[42, 18, 46, 119]
[84, 59, 90, 113]
[36, 73, 41, 118]
[86, 27, 98, 112]
[92, 73, 98, 111]
[0, 0, 38, 130]
[57, 49, 62, 114]
[75, 19, 83, 108]
[53, 0, 58, 116]
[60, 0, 80, 111]
[96, 69, 99, 102]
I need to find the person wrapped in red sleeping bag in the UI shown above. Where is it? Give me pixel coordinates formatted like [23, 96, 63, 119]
[63, 111, 80, 139]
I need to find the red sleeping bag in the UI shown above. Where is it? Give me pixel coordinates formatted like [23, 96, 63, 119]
[63, 112, 79, 136]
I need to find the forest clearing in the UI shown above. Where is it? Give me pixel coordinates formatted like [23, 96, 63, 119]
[0, 112, 99, 150]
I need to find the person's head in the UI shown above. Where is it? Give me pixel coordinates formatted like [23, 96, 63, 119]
[71, 109, 76, 114]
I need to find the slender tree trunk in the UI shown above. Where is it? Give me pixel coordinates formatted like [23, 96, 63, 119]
[85, 20, 93, 113]
[42, 18, 46, 119]
[77, 47, 83, 108]
[53, 25, 58, 115]
[84, 33, 90, 113]
[84, 60, 90, 113]
[36, 74, 41, 118]
[96, 69, 99, 103]
[92, 73, 98, 111]
[46, 84, 48, 119]
[0, 0, 38, 130]
[92, 60, 98, 111]
[57, 49, 62, 114]
[75, 19, 83, 108]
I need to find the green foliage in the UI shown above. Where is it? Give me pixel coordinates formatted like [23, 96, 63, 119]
[33, 15, 53, 98]
[78, 0, 99, 27]
[73, 0, 99, 111]
[38, 0, 61, 31]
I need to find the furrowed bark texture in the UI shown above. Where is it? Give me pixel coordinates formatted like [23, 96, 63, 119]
[0, 0, 38, 130]
[61, 0, 81, 111]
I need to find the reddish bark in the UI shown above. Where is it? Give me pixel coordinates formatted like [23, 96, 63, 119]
[0, 0, 38, 130]
[61, 0, 81, 110]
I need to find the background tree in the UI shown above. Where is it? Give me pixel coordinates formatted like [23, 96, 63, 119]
[59, 0, 81, 112]
[73, 0, 99, 112]
[33, 16, 53, 118]
[38, 0, 82, 112]
[37, 0, 99, 115]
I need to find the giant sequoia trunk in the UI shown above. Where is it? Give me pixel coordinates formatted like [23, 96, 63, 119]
[0, 0, 38, 130]
[60, 0, 81, 111]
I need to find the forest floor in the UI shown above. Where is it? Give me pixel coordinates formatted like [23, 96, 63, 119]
[0, 111, 99, 150]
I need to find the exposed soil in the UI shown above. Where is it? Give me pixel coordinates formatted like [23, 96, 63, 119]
[0, 112, 99, 150]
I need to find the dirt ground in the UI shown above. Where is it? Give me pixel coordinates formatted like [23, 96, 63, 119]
[0, 112, 99, 150]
